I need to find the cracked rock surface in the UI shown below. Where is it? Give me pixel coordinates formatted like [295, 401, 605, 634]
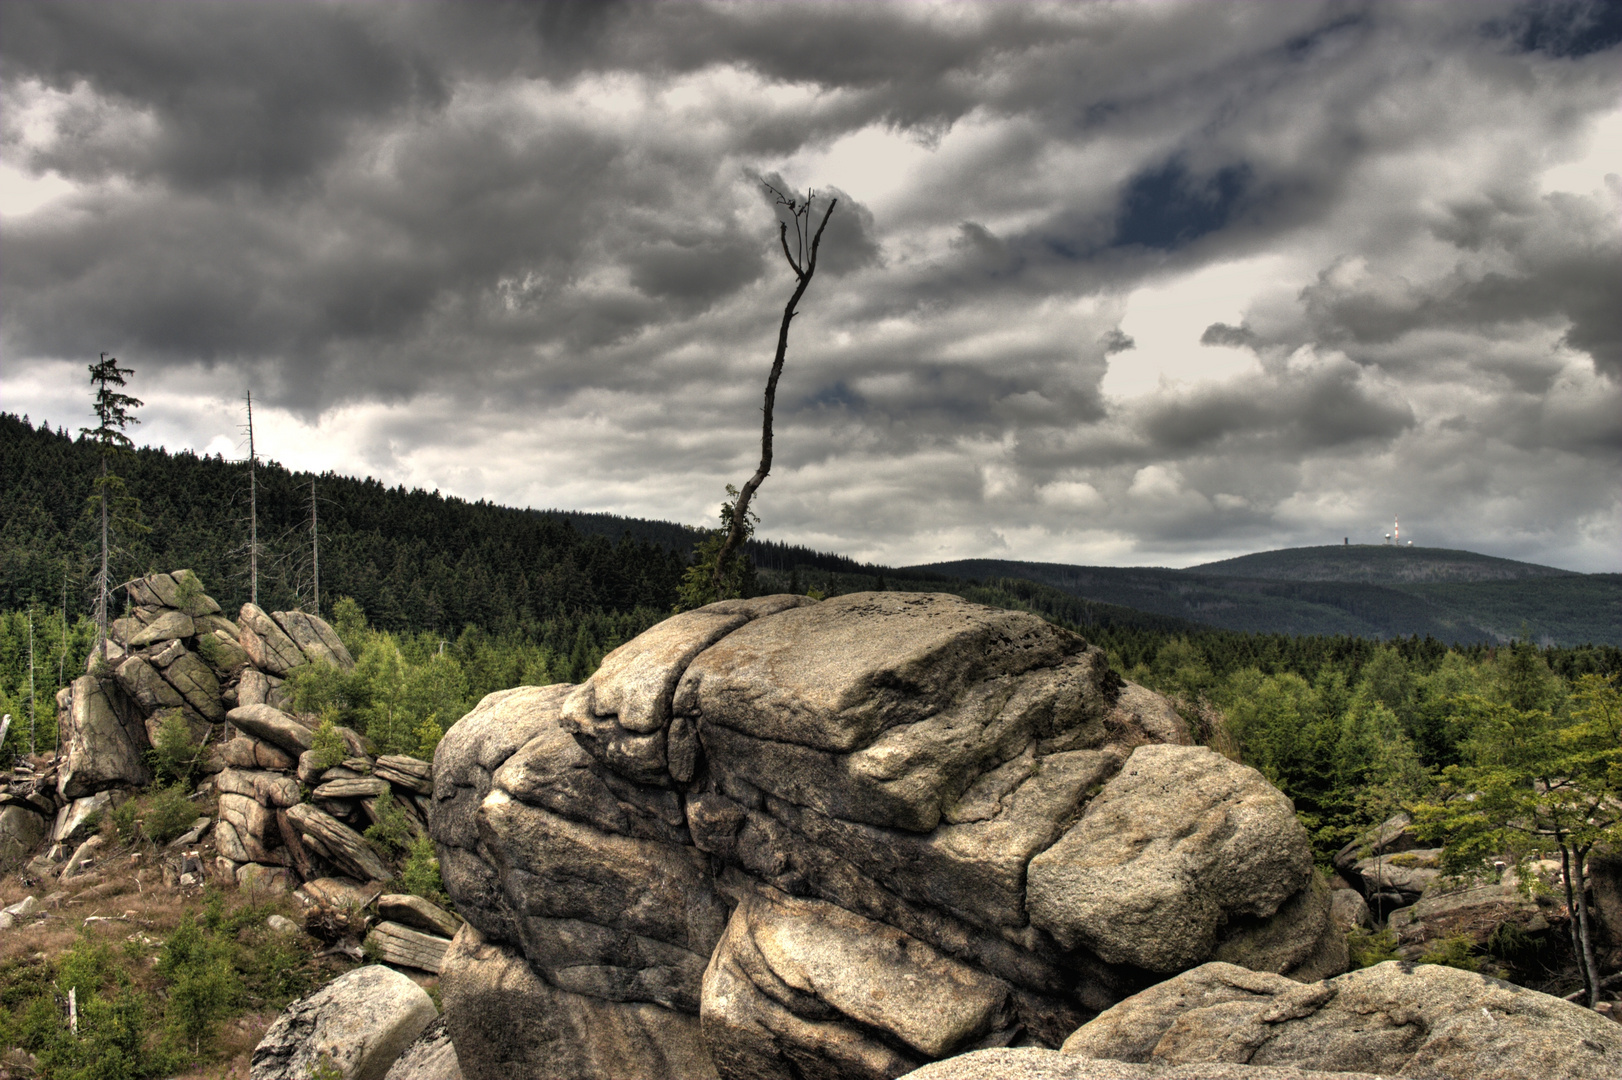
[432, 592, 1338, 1080]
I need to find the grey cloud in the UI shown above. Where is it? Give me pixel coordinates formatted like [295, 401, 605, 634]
[1201, 323, 1259, 350]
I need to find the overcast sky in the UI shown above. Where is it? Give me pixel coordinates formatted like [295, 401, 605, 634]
[3, 1, 1619, 572]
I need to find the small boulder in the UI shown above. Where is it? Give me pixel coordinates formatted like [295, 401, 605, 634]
[239, 604, 307, 677]
[250, 964, 437, 1080]
[1328, 888, 1371, 932]
[127, 609, 195, 648]
[377, 894, 462, 938]
[0, 805, 48, 861]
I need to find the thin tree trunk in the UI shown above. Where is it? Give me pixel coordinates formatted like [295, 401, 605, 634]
[98, 455, 109, 663]
[1572, 844, 1601, 1007]
[713, 193, 838, 595]
[247, 391, 258, 607]
[27, 607, 36, 755]
[311, 477, 320, 616]
[1557, 841, 1595, 1005]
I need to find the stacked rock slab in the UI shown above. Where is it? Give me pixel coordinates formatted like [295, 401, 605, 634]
[432, 593, 1344, 1080]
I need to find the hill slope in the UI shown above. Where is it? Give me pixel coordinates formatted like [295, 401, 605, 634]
[909, 557, 1619, 646]
[1191, 544, 1576, 584]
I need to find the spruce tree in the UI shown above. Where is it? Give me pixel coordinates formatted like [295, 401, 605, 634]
[79, 354, 144, 663]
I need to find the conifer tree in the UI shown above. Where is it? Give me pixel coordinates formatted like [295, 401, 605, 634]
[79, 354, 144, 663]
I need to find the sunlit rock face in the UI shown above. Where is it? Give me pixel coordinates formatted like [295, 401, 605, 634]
[432, 592, 1339, 1080]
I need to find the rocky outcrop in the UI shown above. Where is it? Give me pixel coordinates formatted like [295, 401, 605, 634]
[432, 592, 1336, 1080]
[903, 1050, 1381, 1079]
[1059, 959, 1622, 1079]
[56, 675, 149, 798]
[250, 965, 437, 1080]
[382, 1017, 463, 1080]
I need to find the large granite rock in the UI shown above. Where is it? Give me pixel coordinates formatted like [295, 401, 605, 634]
[251, 964, 437, 1080]
[1059, 960, 1622, 1079]
[239, 604, 308, 676]
[57, 674, 149, 798]
[432, 593, 1334, 1080]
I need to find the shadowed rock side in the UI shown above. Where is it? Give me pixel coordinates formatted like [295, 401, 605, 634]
[431, 593, 1341, 1080]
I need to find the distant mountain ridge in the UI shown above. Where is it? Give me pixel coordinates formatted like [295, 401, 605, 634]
[907, 550, 1618, 647]
[1190, 544, 1577, 584]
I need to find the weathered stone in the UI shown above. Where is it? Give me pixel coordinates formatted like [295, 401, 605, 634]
[167, 817, 212, 848]
[1328, 888, 1371, 932]
[674, 593, 1128, 831]
[1332, 812, 1426, 878]
[1352, 848, 1442, 906]
[375, 755, 433, 794]
[315, 777, 391, 800]
[382, 1016, 462, 1080]
[58, 833, 105, 881]
[57, 676, 148, 798]
[267, 913, 300, 934]
[287, 803, 390, 882]
[377, 894, 462, 938]
[1060, 960, 1622, 1079]
[218, 768, 303, 808]
[238, 669, 273, 708]
[365, 921, 453, 973]
[299, 876, 379, 911]
[127, 609, 195, 648]
[220, 791, 276, 840]
[1387, 878, 1547, 956]
[0, 804, 48, 861]
[115, 655, 186, 715]
[251, 964, 437, 1080]
[702, 884, 1012, 1076]
[904, 1049, 1382, 1079]
[298, 750, 328, 785]
[1210, 874, 1346, 983]
[158, 649, 225, 721]
[218, 736, 297, 772]
[194, 612, 242, 638]
[441, 924, 719, 1080]
[274, 609, 357, 670]
[228, 704, 315, 754]
[239, 603, 307, 677]
[1592, 849, 1622, 946]
[215, 819, 252, 863]
[1027, 745, 1313, 972]
[238, 863, 291, 893]
[125, 570, 220, 616]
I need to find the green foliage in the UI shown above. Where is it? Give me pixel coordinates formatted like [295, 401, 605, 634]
[363, 788, 413, 858]
[308, 715, 347, 771]
[156, 915, 239, 1052]
[149, 712, 200, 786]
[414, 714, 444, 760]
[330, 595, 366, 651]
[1346, 927, 1400, 968]
[677, 486, 758, 611]
[309, 1055, 344, 1080]
[142, 783, 201, 846]
[1417, 934, 1481, 972]
[401, 832, 448, 906]
[109, 800, 140, 845]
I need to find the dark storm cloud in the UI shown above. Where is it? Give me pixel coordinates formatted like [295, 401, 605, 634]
[2, 1, 446, 189]
[3, 0, 1619, 571]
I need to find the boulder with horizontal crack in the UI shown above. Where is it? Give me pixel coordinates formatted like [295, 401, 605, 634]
[432, 592, 1338, 1080]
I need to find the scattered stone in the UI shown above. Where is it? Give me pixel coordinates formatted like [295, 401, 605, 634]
[364, 921, 453, 973]
[167, 817, 212, 848]
[3, 896, 39, 919]
[267, 914, 300, 934]
[250, 964, 437, 1080]
[376, 894, 462, 938]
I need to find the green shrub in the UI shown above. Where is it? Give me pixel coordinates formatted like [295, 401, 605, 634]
[143, 783, 200, 846]
[1417, 933, 1481, 972]
[108, 800, 140, 844]
[413, 715, 444, 760]
[364, 789, 413, 857]
[150, 712, 200, 786]
[401, 832, 448, 906]
[158, 915, 240, 1054]
[1346, 927, 1400, 968]
[307, 714, 347, 772]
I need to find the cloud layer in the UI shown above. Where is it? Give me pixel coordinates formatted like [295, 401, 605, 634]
[4, 0, 1619, 571]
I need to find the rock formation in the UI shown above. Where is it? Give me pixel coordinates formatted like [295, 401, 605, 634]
[432, 592, 1343, 1080]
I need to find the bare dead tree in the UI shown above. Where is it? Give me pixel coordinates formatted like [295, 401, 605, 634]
[709, 185, 837, 596]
